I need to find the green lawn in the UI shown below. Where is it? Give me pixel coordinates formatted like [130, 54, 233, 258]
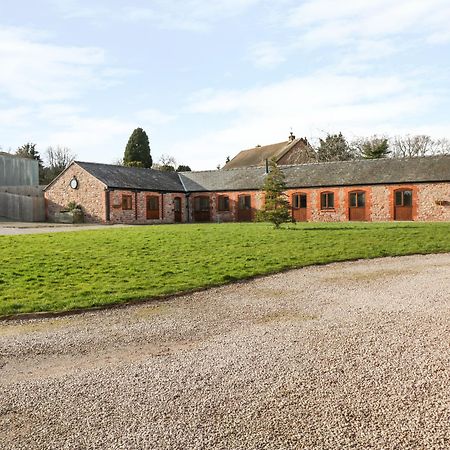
[1, 222, 450, 316]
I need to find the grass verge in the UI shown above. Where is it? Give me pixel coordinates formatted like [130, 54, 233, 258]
[1, 221, 449, 316]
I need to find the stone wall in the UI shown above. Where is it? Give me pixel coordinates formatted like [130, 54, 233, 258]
[45, 164, 107, 223]
[44, 163, 450, 224]
[108, 190, 184, 224]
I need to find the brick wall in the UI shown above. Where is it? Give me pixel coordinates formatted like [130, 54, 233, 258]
[45, 164, 450, 224]
[45, 164, 107, 223]
[109, 191, 185, 224]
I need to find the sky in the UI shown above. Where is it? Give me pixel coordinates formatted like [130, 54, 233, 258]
[1, 0, 450, 170]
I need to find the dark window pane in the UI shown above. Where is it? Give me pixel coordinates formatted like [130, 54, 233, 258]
[218, 196, 229, 211]
[292, 194, 299, 209]
[350, 193, 357, 207]
[239, 195, 251, 209]
[328, 193, 334, 208]
[148, 197, 159, 210]
[300, 194, 307, 208]
[403, 190, 412, 206]
[357, 192, 365, 207]
[122, 195, 132, 210]
[321, 192, 327, 209]
[395, 191, 403, 206]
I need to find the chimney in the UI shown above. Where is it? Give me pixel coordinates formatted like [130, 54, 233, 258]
[288, 131, 296, 142]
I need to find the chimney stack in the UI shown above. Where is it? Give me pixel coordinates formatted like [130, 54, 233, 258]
[289, 131, 296, 142]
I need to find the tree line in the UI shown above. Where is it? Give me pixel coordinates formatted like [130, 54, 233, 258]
[311, 133, 450, 162]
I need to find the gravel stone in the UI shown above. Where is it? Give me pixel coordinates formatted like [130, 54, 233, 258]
[0, 254, 449, 449]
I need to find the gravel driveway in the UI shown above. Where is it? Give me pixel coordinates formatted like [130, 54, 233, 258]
[1, 254, 449, 450]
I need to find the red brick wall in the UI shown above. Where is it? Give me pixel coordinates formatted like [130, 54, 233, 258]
[109, 191, 185, 224]
[45, 163, 107, 223]
[45, 165, 450, 224]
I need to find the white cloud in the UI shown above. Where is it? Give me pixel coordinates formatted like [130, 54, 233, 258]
[53, 0, 264, 31]
[248, 41, 286, 68]
[288, 0, 450, 47]
[0, 26, 119, 102]
[178, 71, 449, 169]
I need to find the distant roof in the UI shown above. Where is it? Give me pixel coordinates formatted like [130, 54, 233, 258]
[181, 156, 450, 191]
[223, 138, 306, 169]
[75, 161, 185, 192]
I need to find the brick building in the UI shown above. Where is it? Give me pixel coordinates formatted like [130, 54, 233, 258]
[223, 132, 315, 169]
[44, 156, 450, 224]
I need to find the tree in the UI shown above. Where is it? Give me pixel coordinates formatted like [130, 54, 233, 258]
[16, 143, 44, 182]
[42, 146, 76, 184]
[316, 133, 354, 162]
[176, 165, 191, 172]
[123, 128, 152, 168]
[391, 135, 450, 158]
[353, 136, 390, 159]
[256, 158, 291, 229]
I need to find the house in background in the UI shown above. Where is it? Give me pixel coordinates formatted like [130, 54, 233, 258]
[44, 156, 450, 224]
[0, 152, 45, 221]
[223, 132, 316, 169]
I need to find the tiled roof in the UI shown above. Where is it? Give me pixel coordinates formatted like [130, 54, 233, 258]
[223, 139, 302, 169]
[75, 161, 185, 192]
[53, 156, 450, 193]
[181, 156, 450, 191]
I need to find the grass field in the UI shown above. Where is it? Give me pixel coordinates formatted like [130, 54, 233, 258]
[1, 222, 450, 316]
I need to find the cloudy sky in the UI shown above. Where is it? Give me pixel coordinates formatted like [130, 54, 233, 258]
[1, 0, 449, 169]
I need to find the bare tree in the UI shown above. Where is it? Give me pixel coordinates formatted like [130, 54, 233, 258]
[157, 154, 177, 172]
[42, 146, 76, 183]
[391, 135, 450, 158]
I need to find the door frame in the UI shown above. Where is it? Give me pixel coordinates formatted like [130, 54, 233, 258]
[348, 190, 367, 221]
[237, 194, 253, 221]
[291, 192, 307, 222]
[174, 196, 182, 223]
[393, 188, 413, 221]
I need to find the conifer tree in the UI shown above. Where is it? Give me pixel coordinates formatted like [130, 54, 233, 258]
[256, 158, 291, 228]
[123, 128, 152, 168]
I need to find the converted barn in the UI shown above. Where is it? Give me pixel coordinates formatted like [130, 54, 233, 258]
[44, 156, 450, 224]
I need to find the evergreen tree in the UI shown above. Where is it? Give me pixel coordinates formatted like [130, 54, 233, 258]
[355, 136, 390, 159]
[256, 159, 291, 229]
[123, 128, 152, 168]
[316, 132, 353, 162]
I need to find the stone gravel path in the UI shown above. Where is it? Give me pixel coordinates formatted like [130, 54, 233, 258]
[1, 254, 449, 449]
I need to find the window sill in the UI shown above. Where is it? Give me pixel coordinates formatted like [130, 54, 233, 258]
[320, 208, 335, 212]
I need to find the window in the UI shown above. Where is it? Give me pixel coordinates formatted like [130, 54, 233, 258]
[349, 191, 365, 207]
[218, 195, 230, 211]
[395, 189, 412, 207]
[292, 193, 307, 209]
[194, 196, 209, 211]
[238, 195, 251, 210]
[320, 192, 334, 210]
[122, 194, 132, 210]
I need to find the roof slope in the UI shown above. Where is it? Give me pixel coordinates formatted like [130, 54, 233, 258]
[223, 139, 300, 169]
[180, 156, 450, 191]
[76, 161, 185, 192]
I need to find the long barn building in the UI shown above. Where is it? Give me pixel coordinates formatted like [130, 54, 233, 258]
[44, 156, 450, 224]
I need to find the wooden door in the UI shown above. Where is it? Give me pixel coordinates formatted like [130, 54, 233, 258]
[238, 195, 253, 221]
[174, 197, 182, 223]
[292, 193, 307, 222]
[349, 191, 366, 221]
[146, 196, 160, 220]
[394, 189, 413, 220]
[193, 196, 210, 222]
